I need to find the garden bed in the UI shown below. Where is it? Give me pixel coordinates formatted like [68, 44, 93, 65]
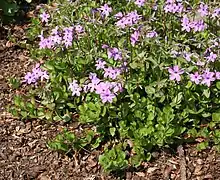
[1, 0, 220, 179]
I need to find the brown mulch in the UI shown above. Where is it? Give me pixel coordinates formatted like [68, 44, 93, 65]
[1, 24, 220, 180]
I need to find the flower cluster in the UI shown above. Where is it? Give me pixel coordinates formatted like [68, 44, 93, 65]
[168, 65, 220, 87]
[85, 73, 123, 103]
[164, 0, 184, 14]
[68, 44, 126, 103]
[181, 15, 206, 32]
[115, 10, 141, 29]
[39, 25, 84, 49]
[69, 73, 123, 103]
[24, 64, 49, 84]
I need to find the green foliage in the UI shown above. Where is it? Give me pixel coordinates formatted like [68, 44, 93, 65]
[48, 129, 101, 152]
[8, 77, 21, 89]
[0, 0, 19, 17]
[99, 144, 128, 172]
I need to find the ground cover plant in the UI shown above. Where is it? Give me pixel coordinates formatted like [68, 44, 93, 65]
[9, 0, 220, 173]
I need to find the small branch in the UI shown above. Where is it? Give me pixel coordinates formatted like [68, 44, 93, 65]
[177, 145, 187, 180]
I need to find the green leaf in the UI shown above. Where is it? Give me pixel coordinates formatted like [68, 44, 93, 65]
[203, 89, 210, 98]
[196, 141, 208, 151]
[216, 82, 220, 90]
[212, 113, 220, 122]
[110, 127, 116, 137]
[130, 154, 143, 167]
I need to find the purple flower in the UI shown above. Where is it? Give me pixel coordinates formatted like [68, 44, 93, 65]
[190, 72, 202, 84]
[116, 17, 127, 28]
[69, 80, 82, 96]
[206, 52, 217, 62]
[114, 12, 123, 19]
[181, 15, 191, 32]
[211, 8, 220, 18]
[107, 47, 122, 61]
[87, 74, 101, 93]
[75, 25, 84, 33]
[102, 44, 109, 49]
[216, 72, 220, 80]
[98, 4, 112, 17]
[168, 65, 184, 82]
[183, 52, 192, 61]
[164, 2, 183, 13]
[51, 34, 62, 45]
[134, 0, 146, 7]
[24, 72, 36, 84]
[104, 67, 121, 79]
[111, 82, 123, 94]
[127, 10, 141, 24]
[191, 19, 206, 32]
[130, 30, 140, 46]
[196, 60, 205, 66]
[201, 70, 216, 87]
[198, 3, 208, 17]
[39, 37, 47, 49]
[116, 11, 141, 29]
[95, 59, 106, 70]
[23, 64, 49, 84]
[95, 82, 111, 95]
[100, 90, 116, 103]
[39, 12, 50, 23]
[51, 26, 59, 35]
[146, 31, 158, 38]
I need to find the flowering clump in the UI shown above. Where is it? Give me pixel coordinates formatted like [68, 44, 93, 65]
[12, 0, 220, 172]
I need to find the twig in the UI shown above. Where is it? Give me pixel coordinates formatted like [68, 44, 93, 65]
[177, 145, 187, 180]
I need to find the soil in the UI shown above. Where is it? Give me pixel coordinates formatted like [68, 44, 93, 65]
[1, 20, 220, 180]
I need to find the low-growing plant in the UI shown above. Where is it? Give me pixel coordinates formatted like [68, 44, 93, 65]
[9, 0, 220, 173]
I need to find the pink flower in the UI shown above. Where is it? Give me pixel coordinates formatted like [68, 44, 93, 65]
[95, 59, 106, 70]
[206, 52, 217, 62]
[201, 69, 216, 87]
[98, 4, 112, 17]
[198, 3, 208, 17]
[130, 30, 140, 46]
[39, 12, 50, 23]
[190, 72, 202, 84]
[168, 65, 184, 82]
[69, 80, 82, 96]
[216, 72, 220, 80]
[134, 0, 146, 7]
